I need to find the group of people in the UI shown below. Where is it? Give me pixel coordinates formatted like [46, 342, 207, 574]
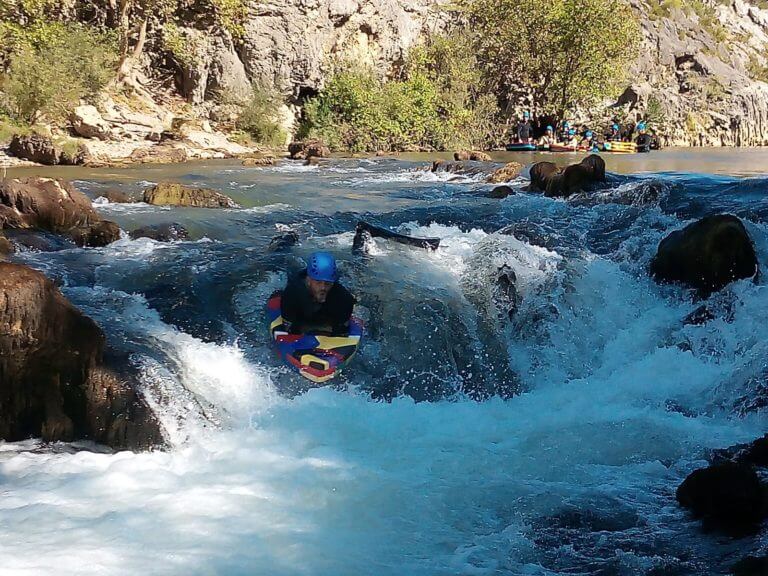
[514, 112, 656, 152]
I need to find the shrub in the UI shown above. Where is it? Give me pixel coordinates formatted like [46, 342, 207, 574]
[234, 85, 287, 147]
[0, 22, 117, 123]
[459, 0, 640, 116]
[299, 34, 504, 152]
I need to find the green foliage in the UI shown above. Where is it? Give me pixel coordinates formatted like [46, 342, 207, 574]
[0, 23, 118, 123]
[234, 85, 287, 147]
[460, 0, 640, 116]
[162, 22, 197, 68]
[299, 35, 503, 152]
[210, 0, 247, 39]
[645, 95, 666, 127]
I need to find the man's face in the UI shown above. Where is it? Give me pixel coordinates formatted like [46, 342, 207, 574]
[307, 277, 333, 303]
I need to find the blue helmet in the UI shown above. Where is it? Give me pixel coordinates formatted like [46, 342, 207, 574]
[523, 111, 530, 118]
[586, 130, 593, 138]
[307, 252, 338, 283]
[637, 121, 646, 130]
[612, 123, 620, 131]
[546, 125, 553, 132]
[563, 121, 570, 128]
[569, 128, 576, 135]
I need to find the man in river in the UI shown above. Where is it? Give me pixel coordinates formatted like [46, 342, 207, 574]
[281, 251, 355, 336]
[538, 125, 556, 148]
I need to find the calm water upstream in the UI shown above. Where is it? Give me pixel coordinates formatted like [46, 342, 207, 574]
[1, 147, 767, 575]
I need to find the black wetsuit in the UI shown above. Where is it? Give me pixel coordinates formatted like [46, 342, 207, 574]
[516, 120, 532, 142]
[636, 133, 652, 152]
[281, 270, 355, 335]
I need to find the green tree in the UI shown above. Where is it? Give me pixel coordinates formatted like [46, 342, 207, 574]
[459, 0, 639, 117]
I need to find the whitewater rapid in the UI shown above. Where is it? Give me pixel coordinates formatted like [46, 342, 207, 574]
[2, 158, 767, 575]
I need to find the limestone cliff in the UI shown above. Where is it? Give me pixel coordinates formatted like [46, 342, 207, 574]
[169, 0, 768, 146]
[623, 0, 768, 146]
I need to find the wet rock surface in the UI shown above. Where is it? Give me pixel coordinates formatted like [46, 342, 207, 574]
[0, 262, 163, 449]
[0, 177, 120, 247]
[143, 182, 239, 208]
[650, 214, 758, 297]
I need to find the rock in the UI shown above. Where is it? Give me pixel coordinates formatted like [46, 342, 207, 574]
[129, 222, 189, 242]
[454, 150, 471, 161]
[71, 105, 112, 140]
[100, 189, 133, 204]
[8, 133, 61, 165]
[129, 145, 188, 164]
[0, 234, 12, 258]
[242, 157, 276, 166]
[650, 215, 758, 297]
[143, 182, 239, 208]
[676, 462, 767, 534]
[0, 177, 120, 246]
[545, 154, 606, 198]
[732, 555, 768, 576]
[529, 161, 560, 192]
[0, 262, 163, 449]
[470, 151, 492, 162]
[182, 130, 252, 157]
[267, 230, 300, 252]
[487, 162, 523, 183]
[70, 220, 122, 248]
[488, 185, 516, 199]
[288, 139, 330, 160]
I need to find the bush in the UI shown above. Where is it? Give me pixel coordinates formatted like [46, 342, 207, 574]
[459, 0, 640, 116]
[234, 85, 287, 147]
[299, 35, 504, 152]
[0, 22, 117, 123]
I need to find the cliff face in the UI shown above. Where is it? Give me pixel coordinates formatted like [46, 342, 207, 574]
[171, 0, 768, 146]
[175, 0, 447, 125]
[624, 0, 768, 146]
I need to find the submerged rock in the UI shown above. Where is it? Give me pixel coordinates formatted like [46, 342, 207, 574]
[488, 185, 516, 199]
[242, 156, 276, 166]
[130, 222, 190, 242]
[0, 177, 120, 247]
[732, 555, 768, 576]
[143, 182, 239, 208]
[650, 214, 758, 297]
[0, 263, 163, 449]
[267, 230, 300, 252]
[676, 462, 767, 535]
[100, 189, 134, 204]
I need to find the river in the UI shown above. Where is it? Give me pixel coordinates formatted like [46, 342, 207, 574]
[1, 147, 767, 575]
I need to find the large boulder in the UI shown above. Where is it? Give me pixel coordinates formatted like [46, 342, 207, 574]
[544, 154, 606, 198]
[676, 462, 767, 534]
[650, 215, 758, 297]
[0, 177, 120, 247]
[8, 133, 61, 165]
[0, 263, 163, 449]
[487, 162, 523, 183]
[288, 139, 330, 160]
[71, 105, 112, 140]
[529, 161, 560, 192]
[143, 182, 239, 208]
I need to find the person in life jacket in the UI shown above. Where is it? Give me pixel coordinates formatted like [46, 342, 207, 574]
[635, 121, 652, 152]
[606, 123, 622, 142]
[538, 125, 556, 148]
[281, 251, 355, 335]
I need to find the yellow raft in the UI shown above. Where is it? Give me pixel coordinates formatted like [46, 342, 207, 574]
[603, 141, 637, 154]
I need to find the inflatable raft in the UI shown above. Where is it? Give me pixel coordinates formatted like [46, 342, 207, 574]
[266, 292, 363, 383]
[603, 141, 637, 153]
[505, 142, 537, 151]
